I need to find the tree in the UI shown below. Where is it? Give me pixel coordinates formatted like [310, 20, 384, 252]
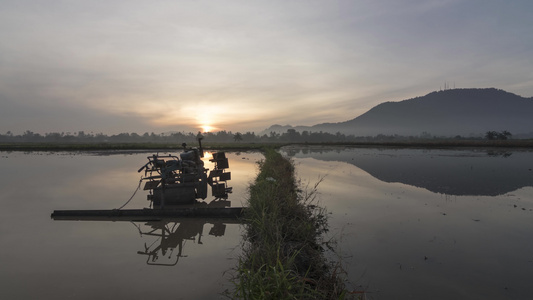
[485, 131, 498, 140]
[243, 131, 256, 141]
[500, 130, 512, 140]
[268, 131, 279, 142]
[233, 132, 243, 142]
[286, 129, 300, 141]
[485, 130, 512, 140]
[301, 130, 309, 142]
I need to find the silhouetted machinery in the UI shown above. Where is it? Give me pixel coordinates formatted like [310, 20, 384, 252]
[51, 137, 242, 266]
[137, 138, 232, 207]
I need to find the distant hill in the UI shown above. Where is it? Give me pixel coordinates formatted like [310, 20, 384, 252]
[265, 88, 533, 137]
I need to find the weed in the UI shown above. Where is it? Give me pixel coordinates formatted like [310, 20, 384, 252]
[230, 148, 353, 299]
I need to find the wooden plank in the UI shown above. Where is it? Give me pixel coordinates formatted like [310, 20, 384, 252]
[51, 207, 245, 222]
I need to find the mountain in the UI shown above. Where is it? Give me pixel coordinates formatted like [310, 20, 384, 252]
[265, 88, 533, 137]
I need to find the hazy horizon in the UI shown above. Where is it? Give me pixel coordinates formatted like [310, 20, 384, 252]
[2, 0, 532, 135]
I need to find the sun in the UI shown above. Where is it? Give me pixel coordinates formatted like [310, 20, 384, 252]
[201, 125, 214, 133]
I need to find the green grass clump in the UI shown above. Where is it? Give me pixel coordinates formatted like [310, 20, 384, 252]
[231, 148, 348, 299]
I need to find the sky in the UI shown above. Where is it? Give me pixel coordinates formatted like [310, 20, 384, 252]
[1, 0, 532, 135]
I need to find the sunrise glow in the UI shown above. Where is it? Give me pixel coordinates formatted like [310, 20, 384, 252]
[201, 125, 214, 133]
[1, 1, 531, 136]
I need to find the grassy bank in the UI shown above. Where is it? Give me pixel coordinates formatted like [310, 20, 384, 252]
[1, 139, 532, 152]
[0, 139, 533, 151]
[232, 148, 349, 299]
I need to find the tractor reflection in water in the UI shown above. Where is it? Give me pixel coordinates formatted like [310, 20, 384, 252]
[135, 215, 238, 266]
[137, 138, 232, 208]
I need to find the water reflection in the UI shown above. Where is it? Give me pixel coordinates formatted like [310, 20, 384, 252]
[284, 146, 533, 196]
[282, 145, 533, 299]
[128, 199, 239, 267]
[134, 217, 239, 266]
[52, 197, 241, 267]
[0, 151, 263, 300]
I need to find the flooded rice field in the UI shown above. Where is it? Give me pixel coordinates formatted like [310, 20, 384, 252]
[0, 150, 263, 300]
[1, 146, 532, 299]
[282, 145, 533, 299]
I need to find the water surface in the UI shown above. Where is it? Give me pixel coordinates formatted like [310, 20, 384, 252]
[282, 145, 533, 299]
[0, 150, 262, 300]
[2, 147, 532, 299]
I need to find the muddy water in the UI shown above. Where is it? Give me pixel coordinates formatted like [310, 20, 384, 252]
[282, 145, 533, 299]
[0, 150, 262, 300]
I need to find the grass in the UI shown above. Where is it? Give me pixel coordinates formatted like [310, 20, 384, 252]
[231, 148, 352, 299]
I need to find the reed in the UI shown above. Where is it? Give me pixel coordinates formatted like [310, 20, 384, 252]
[231, 148, 350, 299]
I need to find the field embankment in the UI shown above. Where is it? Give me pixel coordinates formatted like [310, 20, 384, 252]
[1, 139, 532, 152]
[232, 148, 351, 299]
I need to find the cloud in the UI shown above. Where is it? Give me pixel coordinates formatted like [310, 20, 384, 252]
[1, 0, 532, 134]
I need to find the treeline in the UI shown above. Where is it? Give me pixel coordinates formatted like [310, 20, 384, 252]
[485, 130, 512, 140]
[0, 130, 201, 143]
[0, 128, 516, 144]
